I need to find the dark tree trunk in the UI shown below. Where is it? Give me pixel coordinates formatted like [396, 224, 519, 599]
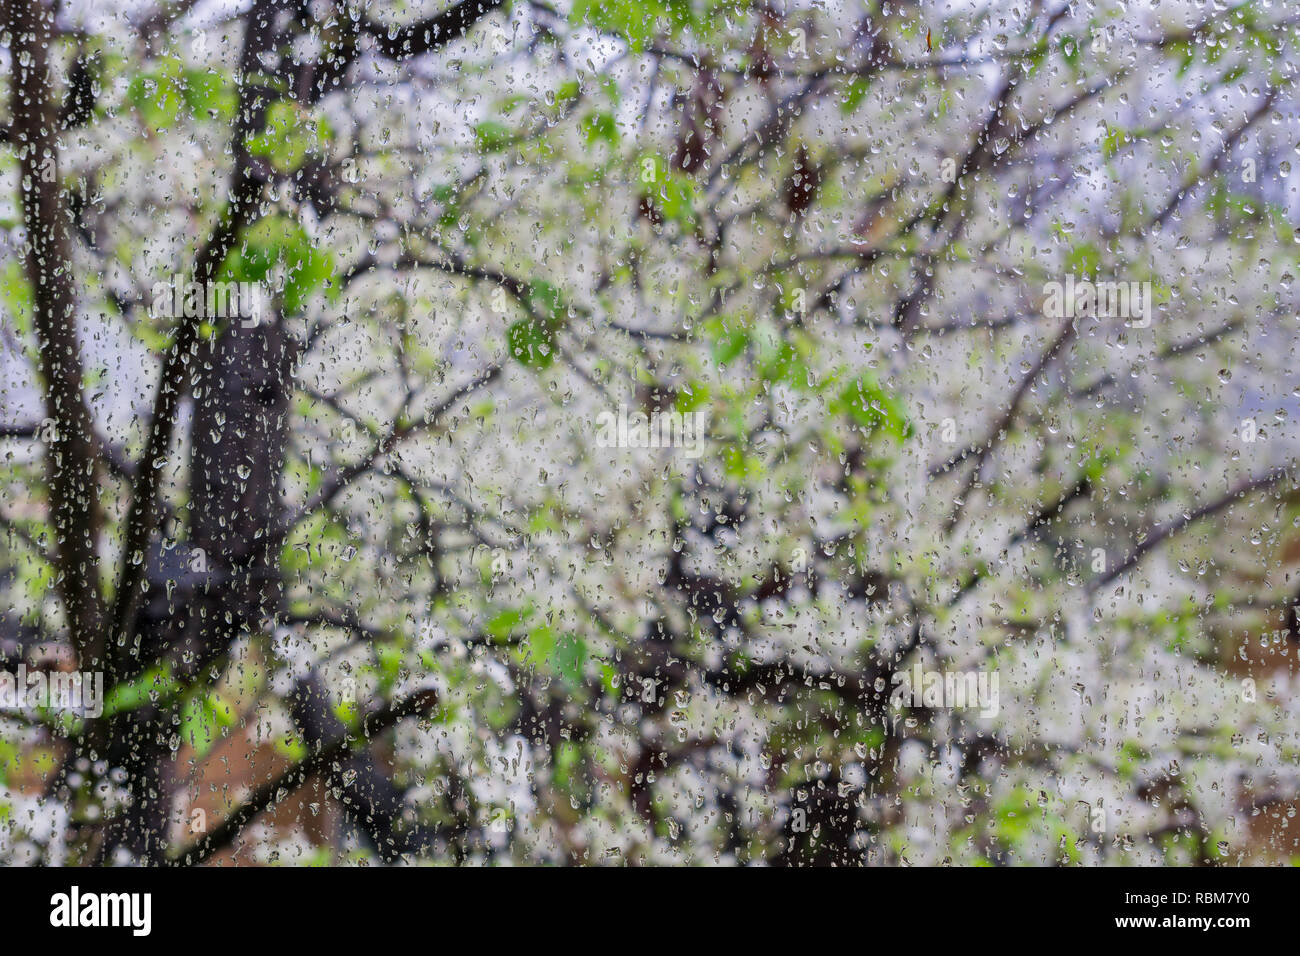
[3, 0, 105, 663]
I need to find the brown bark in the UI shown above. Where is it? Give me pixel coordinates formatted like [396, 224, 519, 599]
[4, 0, 105, 666]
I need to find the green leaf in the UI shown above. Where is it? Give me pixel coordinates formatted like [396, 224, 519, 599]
[474, 120, 513, 153]
[656, 172, 698, 224]
[553, 633, 588, 687]
[840, 76, 871, 114]
[761, 339, 804, 386]
[572, 0, 671, 51]
[246, 101, 332, 173]
[1058, 34, 1081, 67]
[103, 666, 179, 718]
[527, 280, 567, 326]
[507, 319, 556, 369]
[181, 69, 236, 122]
[487, 605, 535, 641]
[555, 79, 582, 105]
[832, 374, 912, 442]
[223, 215, 336, 316]
[581, 111, 620, 146]
[283, 244, 337, 314]
[0, 260, 32, 327]
[179, 691, 237, 762]
[1066, 241, 1101, 277]
[674, 381, 710, 412]
[522, 626, 587, 688]
[1101, 127, 1128, 160]
[128, 60, 185, 130]
[705, 315, 749, 367]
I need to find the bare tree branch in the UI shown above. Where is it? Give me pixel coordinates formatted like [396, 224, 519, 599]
[361, 0, 505, 61]
[1088, 465, 1295, 594]
[168, 688, 441, 866]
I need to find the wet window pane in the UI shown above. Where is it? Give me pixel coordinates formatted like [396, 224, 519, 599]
[0, 0, 1296, 869]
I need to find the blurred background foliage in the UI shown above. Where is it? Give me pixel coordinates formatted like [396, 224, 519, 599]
[0, 0, 1298, 865]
